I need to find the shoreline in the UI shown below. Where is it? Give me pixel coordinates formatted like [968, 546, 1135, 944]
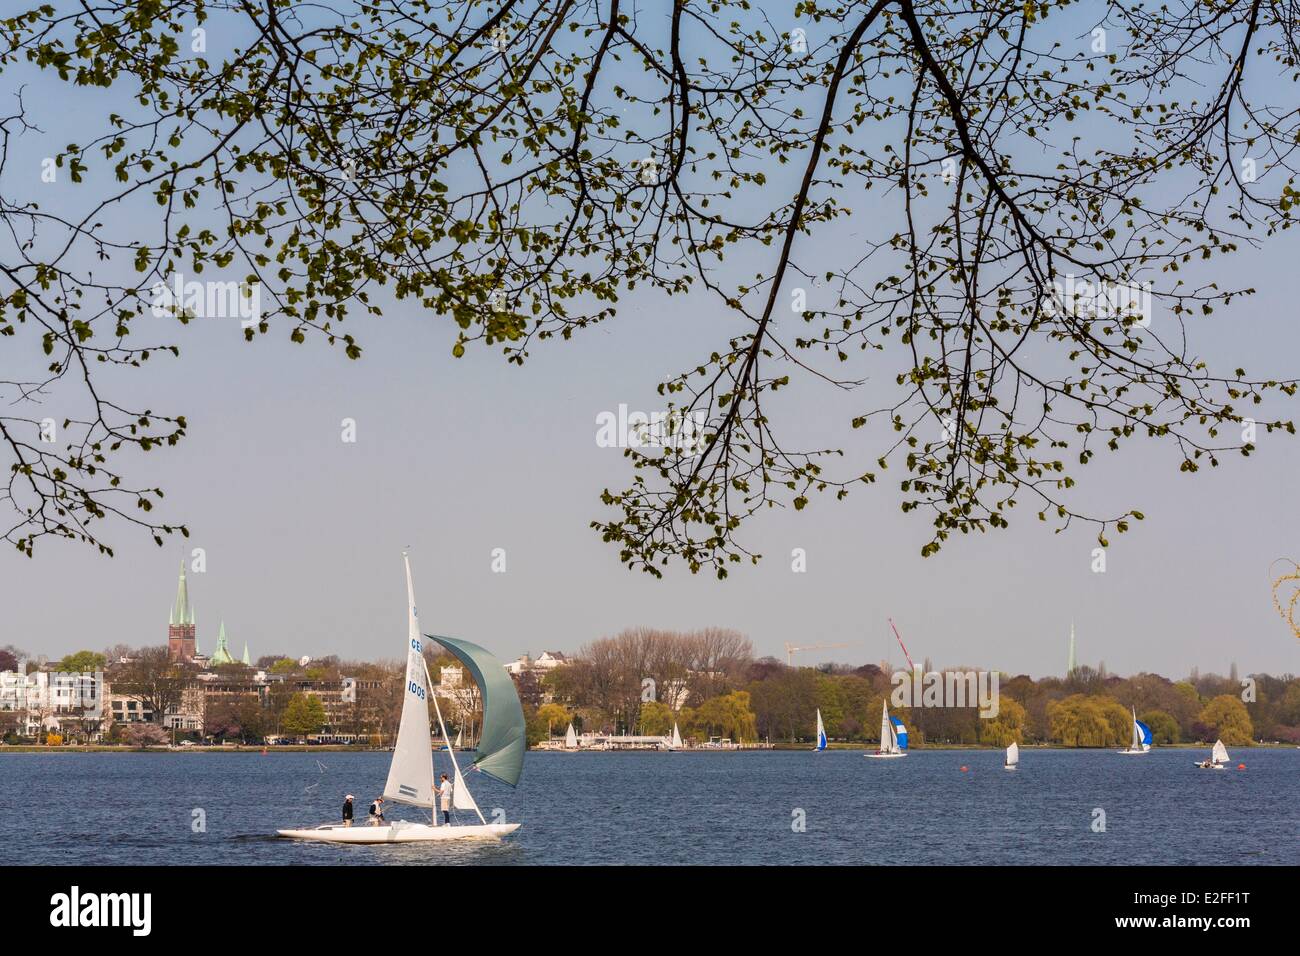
[2, 742, 1291, 754]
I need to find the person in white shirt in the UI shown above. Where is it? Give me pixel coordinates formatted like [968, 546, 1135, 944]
[437, 773, 453, 824]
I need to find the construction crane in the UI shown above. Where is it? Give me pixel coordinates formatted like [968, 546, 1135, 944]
[784, 642, 850, 666]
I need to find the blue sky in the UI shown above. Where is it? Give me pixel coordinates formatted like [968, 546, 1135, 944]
[1, 2, 1298, 678]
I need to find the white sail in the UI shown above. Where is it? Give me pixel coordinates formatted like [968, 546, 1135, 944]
[451, 763, 479, 811]
[454, 726, 463, 748]
[564, 722, 578, 749]
[383, 554, 436, 807]
[1211, 739, 1229, 765]
[670, 722, 683, 749]
[815, 709, 827, 751]
[1130, 706, 1141, 751]
[880, 700, 896, 753]
[1005, 742, 1019, 766]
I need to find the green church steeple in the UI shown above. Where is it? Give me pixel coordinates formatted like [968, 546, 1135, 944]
[210, 620, 236, 666]
[169, 559, 195, 627]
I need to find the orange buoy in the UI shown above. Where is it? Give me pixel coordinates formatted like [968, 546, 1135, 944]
[1237, 763, 1246, 770]
[960, 765, 968, 772]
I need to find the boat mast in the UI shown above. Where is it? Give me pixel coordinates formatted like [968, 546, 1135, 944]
[424, 657, 488, 825]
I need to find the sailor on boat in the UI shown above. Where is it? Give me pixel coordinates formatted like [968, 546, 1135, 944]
[369, 796, 385, 825]
[342, 794, 354, 827]
[438, 774, 453, 824]
[1195, 739, 1230, 769]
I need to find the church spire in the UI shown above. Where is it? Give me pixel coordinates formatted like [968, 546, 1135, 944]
[210, 620, 235, 665]
[241, 642, 251, 666]
[169, 559, 194, 626]
[166, 559, 197, 662]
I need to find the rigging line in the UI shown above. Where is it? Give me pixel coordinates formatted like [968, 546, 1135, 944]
[423, 655, 488, 826]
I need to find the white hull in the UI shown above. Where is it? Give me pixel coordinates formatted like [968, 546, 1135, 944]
[1117, 749, 1150, 755]
[865, 752, 908, 759]
[1003, 765, 1016, 771]
[277, 822, 521, 844]
[1194, 764, 1227, 770]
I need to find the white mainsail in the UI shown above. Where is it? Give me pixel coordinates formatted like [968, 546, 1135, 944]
[564, 722, 578, 749]
[1131, 708, 1142, 750]
[670, 722, 683, 749]
[454, 726, 463, 749]
[1211, 739, 1229, 765]
[880, 700, 896, 753]
[383, 554, 436, 807]
[1005, 742, 1019, 767]
[815, 708, 827, 751]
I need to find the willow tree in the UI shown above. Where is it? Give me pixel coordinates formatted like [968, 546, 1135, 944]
[1, 1, 1296, 572]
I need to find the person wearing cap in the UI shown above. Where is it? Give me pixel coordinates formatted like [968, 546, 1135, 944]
[369, 796, 385, 825]
[342, 794, 354, 827]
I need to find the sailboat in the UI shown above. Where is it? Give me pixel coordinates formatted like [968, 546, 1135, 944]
[277, 554, 525, 843]
[1195, 739, 1230, 770]
[1003, 741, 1019, 771]
[813, 709, 827, 752]
[665, 722, 684, 752]
[1118, 706, 1153, 755]
[865, 700, 908, 758]
[562, 722, 579, 751]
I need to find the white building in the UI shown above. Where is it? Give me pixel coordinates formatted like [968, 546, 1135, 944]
[0, 670, 102, 737]
[504, 651, 570, 675]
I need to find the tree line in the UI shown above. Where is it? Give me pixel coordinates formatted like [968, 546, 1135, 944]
[4, 635, 1296, 748]
[528, 631, 1298, 748]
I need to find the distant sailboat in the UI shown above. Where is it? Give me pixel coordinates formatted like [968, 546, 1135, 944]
[865, 700, 908, 759]
[1118, 706, 1153, 755]
[1003, 741, 1019, 771]
[813, 709, 827, 752]
[1195, 739, 1230, 770]
[454, 726, 463, 749]
[277, 554, 525, 843]
[667, 722, 684, 752]
[563, 722, 578, 750]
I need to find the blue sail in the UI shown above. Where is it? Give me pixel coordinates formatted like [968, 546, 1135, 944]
[816, 730, 827, 751]
[889, 715, 908, 750]
[1136, 720, 1153, 748]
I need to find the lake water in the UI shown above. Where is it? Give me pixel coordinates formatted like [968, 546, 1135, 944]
[2, 748, 1296, 865]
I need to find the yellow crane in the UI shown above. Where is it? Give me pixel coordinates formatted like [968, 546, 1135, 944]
[784, 642, 850, 666]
